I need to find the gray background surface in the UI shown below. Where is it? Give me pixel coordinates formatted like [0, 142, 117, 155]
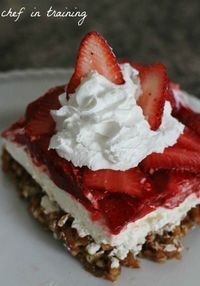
[0, 0, 199, 95]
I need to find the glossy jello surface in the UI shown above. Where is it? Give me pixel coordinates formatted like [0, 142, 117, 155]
[2, 86, 200, 234]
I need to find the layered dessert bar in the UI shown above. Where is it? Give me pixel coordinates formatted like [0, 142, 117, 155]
[1, 32, 200, 281]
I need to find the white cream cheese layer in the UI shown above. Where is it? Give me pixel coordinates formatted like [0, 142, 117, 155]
[49, 64, 184, 171]
[4, 140, 200, 259]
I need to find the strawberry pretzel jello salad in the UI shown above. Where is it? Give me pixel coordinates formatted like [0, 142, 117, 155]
[1, 31, 200, 281]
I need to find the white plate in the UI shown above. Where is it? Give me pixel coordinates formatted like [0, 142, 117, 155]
[0, 70, 200, 286]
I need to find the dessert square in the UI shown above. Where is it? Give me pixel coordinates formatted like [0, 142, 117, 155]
[1, 31, 200, 281]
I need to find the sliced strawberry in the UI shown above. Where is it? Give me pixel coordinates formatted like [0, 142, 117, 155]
[83, 167, 152, 199]
[166, 170, 200, 195]
[152, 170, 200, 208]
[25, 86, 65, 121]
[141, 146, 200, 174]
[165, 84, 177, 112]
[120, 60, 177, 112]
[162, 171, 200, 208]
[98, 194, 141, 233]
[176, 127, 200, 153]
[174, 105, 200, 136]
[25, 86, 65, 139]
[137, 63, 168, 130]
[26, 113, 55, 140]
[67, 31, 124, 95]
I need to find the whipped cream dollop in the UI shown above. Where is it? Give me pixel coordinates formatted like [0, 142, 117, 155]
[49, 64, 184, 171]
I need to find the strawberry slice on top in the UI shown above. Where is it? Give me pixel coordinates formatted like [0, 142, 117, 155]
[140, 145, 200, 174]
[141, 126, 200, 174]
[163, 170, 200, 209]
[174, 105, 200, 136]
[67, 31, 124, 96]
[83, 167, 153, 200]
[25, 86, 65, 140]
[165, 83, 177, 112]
[176, 127, 200, 153]
[152, 170, 200, 209]
[137, 63, 168, 131]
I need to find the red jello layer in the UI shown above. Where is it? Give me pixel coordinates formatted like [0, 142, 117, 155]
[2, 86, 200, 234]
